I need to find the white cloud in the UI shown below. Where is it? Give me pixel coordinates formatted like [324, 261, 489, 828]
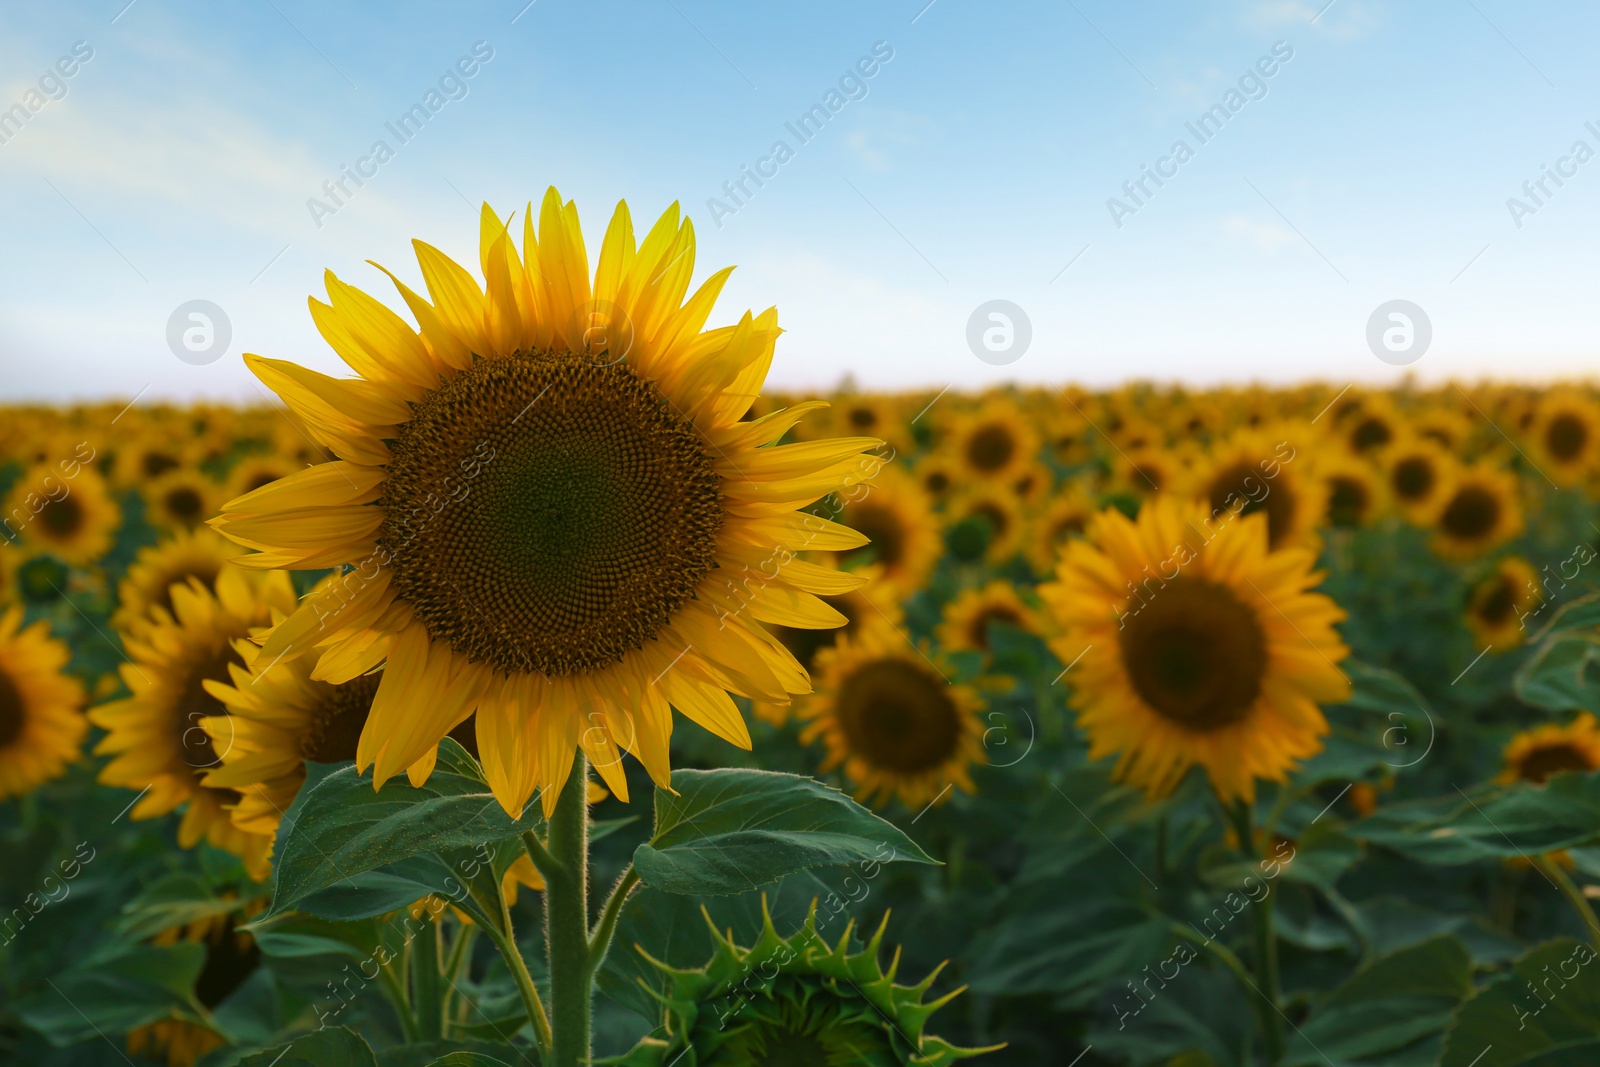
[1226, 215, 1298, 253]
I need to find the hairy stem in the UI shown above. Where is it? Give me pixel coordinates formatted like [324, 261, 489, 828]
[589, 866, 640, 974]
[541, 754, 592, 1067]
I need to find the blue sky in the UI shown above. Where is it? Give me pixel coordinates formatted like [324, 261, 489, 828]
[2, 0, 1598, 401]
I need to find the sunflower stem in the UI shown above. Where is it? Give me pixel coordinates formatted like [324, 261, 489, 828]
[1229, 799, 1285, 1066]
[542, 754, 593, 1067]
[589, 865, 640, 974]
[410, 909, 444, 1040]
[1533, 852, 1600, 951]
[440, 920, 479, 1036]
[485, 892, 552, 1054]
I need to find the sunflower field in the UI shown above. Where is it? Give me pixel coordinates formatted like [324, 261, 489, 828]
[7, 197, 1600, 1067]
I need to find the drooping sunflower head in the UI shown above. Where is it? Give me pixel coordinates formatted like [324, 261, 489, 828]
[1431, 465, 1523, 562]
[0, 606, 87, 800]
[1038, 497, 1350, 802]
[111, 527, 242, 639]
[210, 191, 884, 818]
[1498, 713, 1600, 785]
[799, 619, 986, 809]
[90, 568, 294, 879]
[2, 462, 122, 567]
[1465, 556, 1540, 653]
[609, 898, 998, 1067]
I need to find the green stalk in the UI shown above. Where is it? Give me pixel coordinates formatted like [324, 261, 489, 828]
[540, 754, 593, 1067]
[1230, 799, 1285, 1066]
[589, 866, 640, 973]
[376, 951, 417, 1043]
[411, 908, 444, 1040]
[440, 920, 479, 1035]
[483, 897, 552, 1055]
[1533, 853, 1600, 950]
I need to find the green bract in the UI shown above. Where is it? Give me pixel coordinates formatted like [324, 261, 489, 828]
[607, 898, 997, 1067]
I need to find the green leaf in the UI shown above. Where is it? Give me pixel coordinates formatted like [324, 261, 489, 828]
[1440, 938, 1600, 1067]
[422, 1055, 518, 1067]
[1284, 935, 1475, 1066]
[270, 740, 541, 916]
[238, 1027, 379, 1067]
[632, 768, 936, 896]
[117, 872, 261, 942]
[244, 910, 384, 960]
[1351, 774, 1600, 864]
[376, 1039, 527, 1066]
[1515, 631, 1600, 713]
[11, 941, 206, 1046]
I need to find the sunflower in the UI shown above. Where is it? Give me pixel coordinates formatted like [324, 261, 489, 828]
[1431, 465, 1523, 562]
[90, 569, 293, 879]
[111, 528, 242, 638]
[1038, 498, 1350, 802]
[833, 465, 942, 594]
[1464, 556, 1540, 653]
[948, 398, 1038, 484]
[200, 603, 382, 838]
[753, 564, 904, 727]
[1186, 426, 1320, 551]
[1340, 394, 1399, 455]
[126, 901, 262, 1067]
[1317, 454, 1385, 529]
[1498, 713, 1600, 785]
[946, 485, 1025, 566]
[144, 468, 219, 533]
[1024, 482, 1097, 576]
[224, 454, 299, 502]
[1113, 445, 1186, 497]
[1, 462, 121, 567]
[834, 394, 909, 454]
[913, 454, 960, 507]
[209, 191, 881, 819]
[936, 580, 1041, 658]
[799, 620, 986, 808]
[612, 898, 995, 1067]
[1381, 436, 1453, 524]
[0, 606, 87, 800]
[112, 432, 188, 489]
[1530, 389, 1600, 486]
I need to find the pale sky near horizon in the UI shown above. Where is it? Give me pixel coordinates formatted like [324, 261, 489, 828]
[2, 0, 1598, 402]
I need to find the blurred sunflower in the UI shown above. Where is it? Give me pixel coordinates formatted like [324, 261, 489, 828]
[1381, 436, 1453, 524]
[224, 454, 298, 501]
[1318, 455, 1385, 529]
[754, 564, 903, 727]
[936, 580, 1041, 657]
[1039, 498, 1350, 802]
[1024, 483, 1096, 576]
[144, 469, 218, 533]
[127, 902, 262, 1067]
[799, 620, 986, 808]
[1497, 713, 1600, 785]
[1465, 556, 1540, 652]
[947, 486, 1025, 566]
[210, 191, 881, 818]
[1431, 465, 1523, 561]
[111, 528, 242, 638]
[1530, 389, 1600, 486]
[948, 398, 1038, 483]
[1187, 427, 1319, 551]
[1340, 394, 1399, 454]
[2, 463, 121, 567]
[835, 466, 942, 593]
[90, 569, 293, 879]
[914, 454, 959, 507]
[0, 606, 87, 800]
